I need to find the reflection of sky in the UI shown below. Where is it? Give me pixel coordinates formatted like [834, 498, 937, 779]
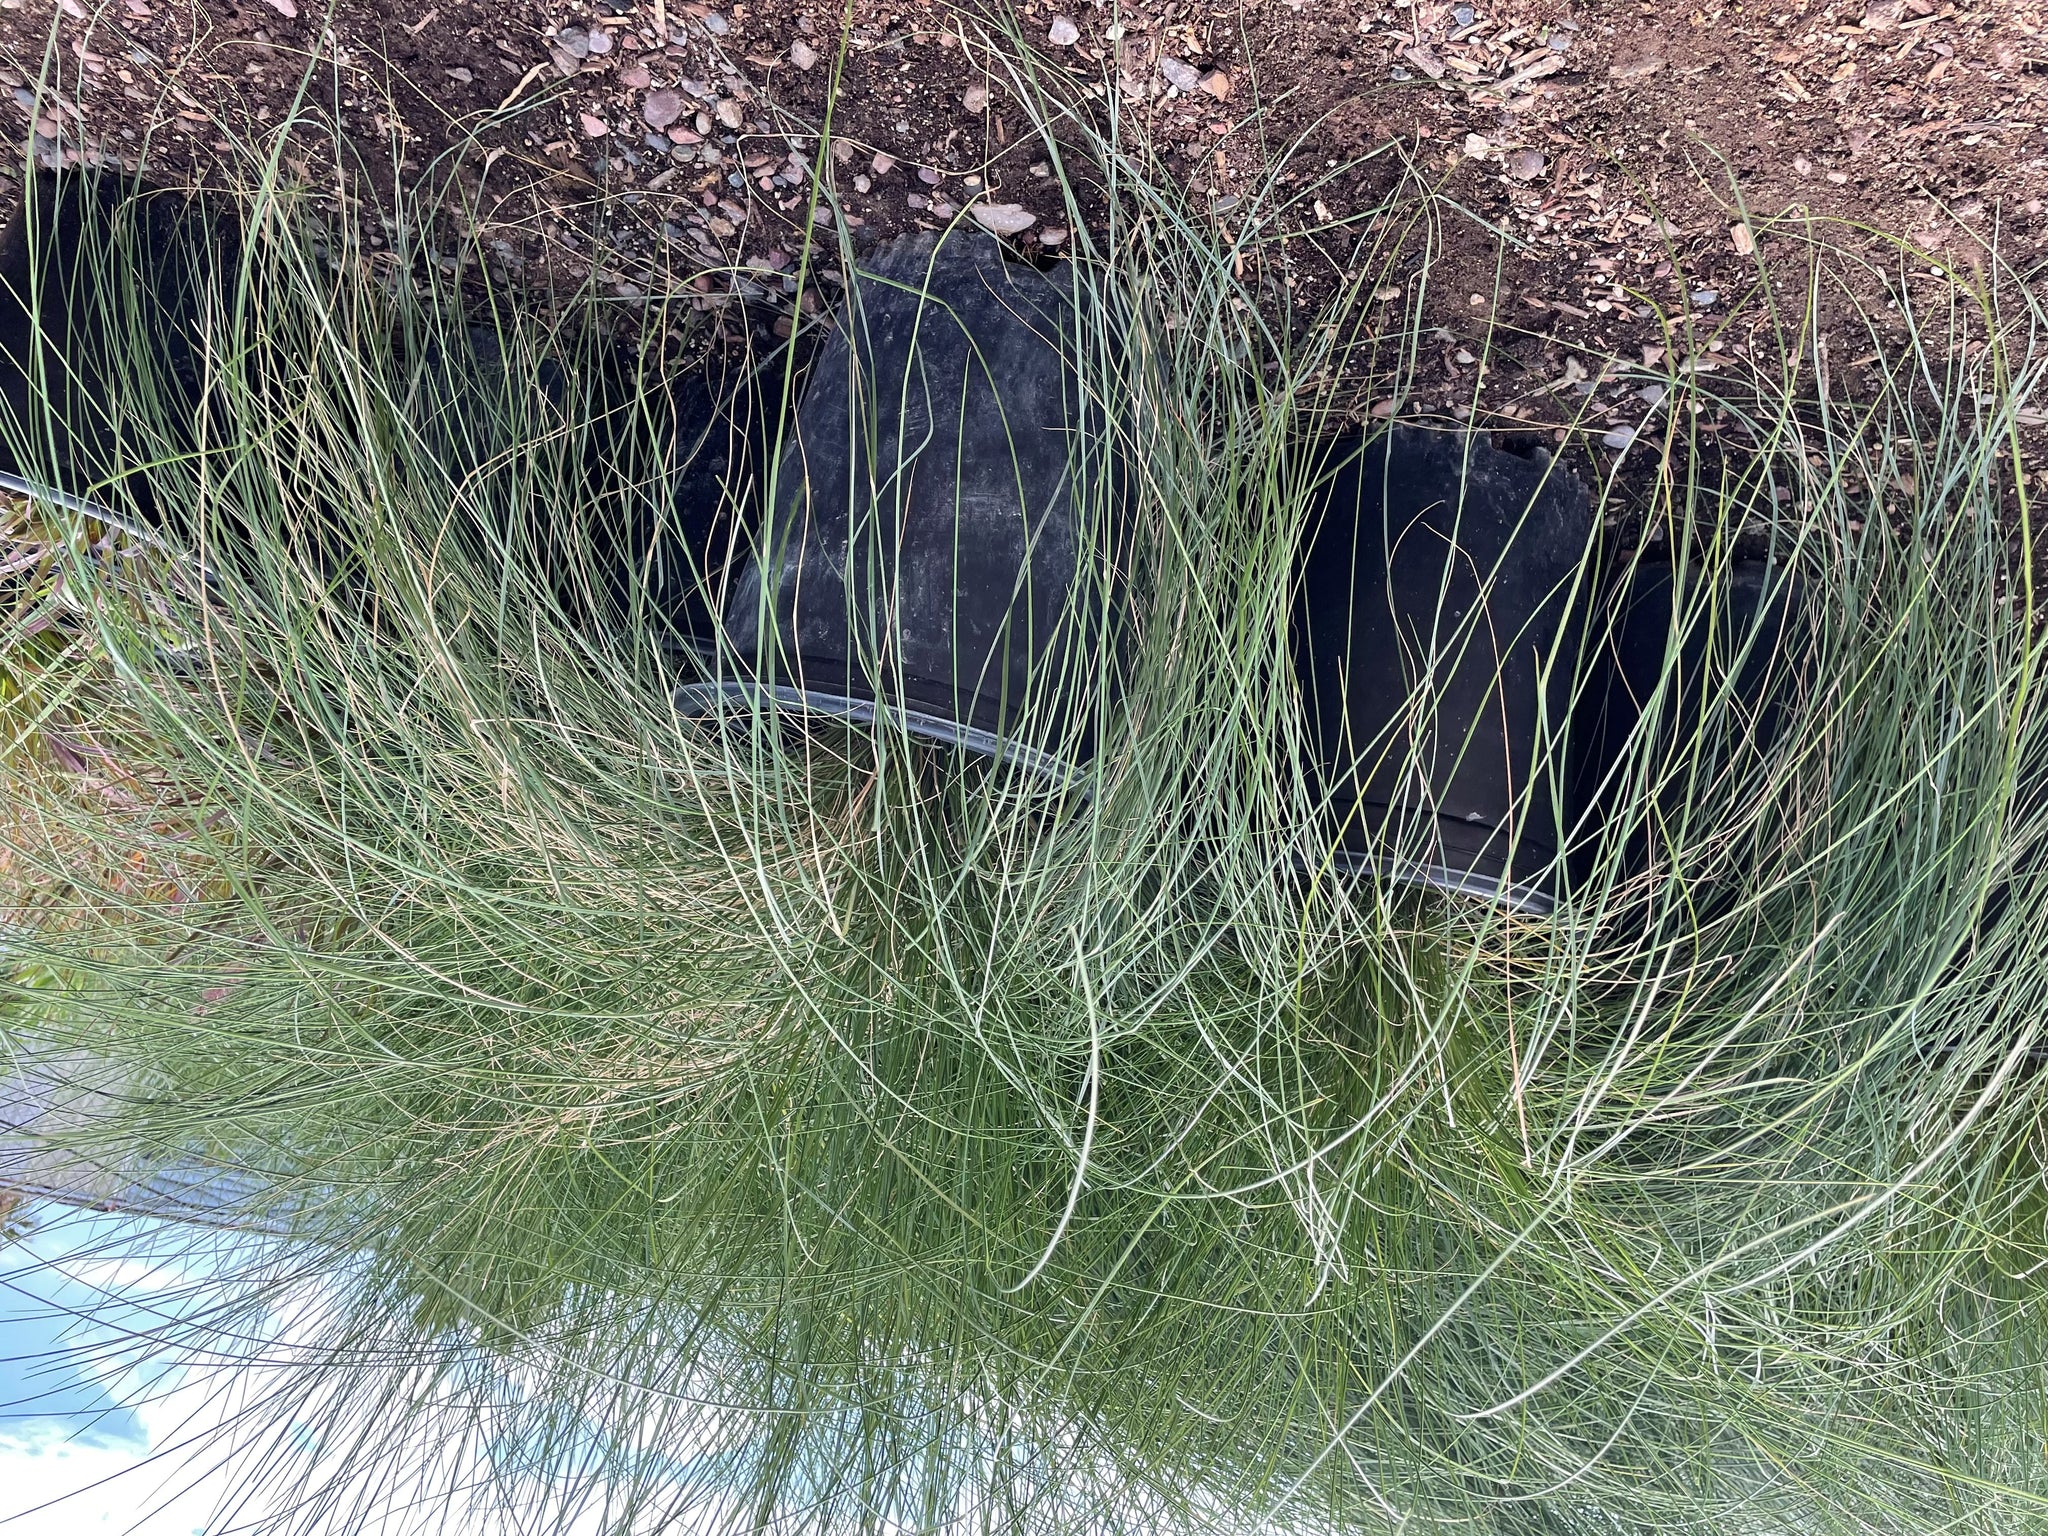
[0, 1207, 228, 1531]
[0, 1224, 151, 1454]
[0, 1205, 734, 1535]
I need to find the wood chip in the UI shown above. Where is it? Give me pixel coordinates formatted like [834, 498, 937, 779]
[1402, 45, 1446, 79]
[262, 0, 297, 15]
[496, 62, 547, 110]
[1495, 53, 1565, 90]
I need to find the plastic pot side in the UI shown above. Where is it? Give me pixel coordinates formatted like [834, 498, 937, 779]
[1566, 558, 1811, 893]
[681, 230, 1123, 779]
[0, 169, 236, 531]
[1292, 426, 1597, 914]
[418, 320, 788, 659]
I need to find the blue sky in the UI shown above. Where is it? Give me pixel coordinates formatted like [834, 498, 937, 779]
[0, 1205, 728, 1536]
[0, 1206, 235, 1533]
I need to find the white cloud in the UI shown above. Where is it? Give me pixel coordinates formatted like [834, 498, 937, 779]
[0, 1206, 726, 1536]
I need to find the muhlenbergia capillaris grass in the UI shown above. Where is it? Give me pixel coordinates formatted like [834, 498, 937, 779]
[5, 17, 2048, 1532]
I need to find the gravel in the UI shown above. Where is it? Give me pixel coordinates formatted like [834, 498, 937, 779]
[641, 89, 684, 129]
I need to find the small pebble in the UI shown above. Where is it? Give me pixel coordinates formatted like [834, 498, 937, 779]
[1636, 384, 1667, 406]
[853, 173, 871, 193]
[1730, 223, 1755, 256]
[1047, 14, 1079, 46]
[917, 165, 942, 185]
[1463, 133, 1490, 159]
[1038, 227, 1068, 246]
[1199, 69, 1231, 99]
[1369, 398, 1398, 419]
[1601, 426, 1637, 450]
[701, 11, 729, 35]
[871, 151, 896, 174]
[580, 112, 610, 137]
[790, 38, 818, 70]
[445, 67, 473, 83]
[714, 98, 743, 129]
[619, 62, 651, 88]
[1505, 149, 1545, 180]
[1160, 57, 1201, 93]
[962, 83, 988, 112]
[585, 27, 613, 55]
[1452, 5, 1475, 25]
[642, 89, 684, 129]
[555, 27, 591, 60]
[1690, 288, 1718, 306]
[970, 202, 1037, 236]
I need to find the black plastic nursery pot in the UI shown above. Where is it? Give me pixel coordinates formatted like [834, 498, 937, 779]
[0, 168, 238, 528]
[681, 229, 1123, 778]
[1566, 557, 1811, 892]
[414, 317, 791, 658]
[591, 331, 800, 658]
[0, 168, 782, 656]
[1291, 427, 1597, 914]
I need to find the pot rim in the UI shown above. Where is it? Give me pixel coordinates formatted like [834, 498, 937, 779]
[674, 677, 1085, 784]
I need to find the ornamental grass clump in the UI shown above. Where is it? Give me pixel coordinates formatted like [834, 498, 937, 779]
[5, 17, 2048, 1534]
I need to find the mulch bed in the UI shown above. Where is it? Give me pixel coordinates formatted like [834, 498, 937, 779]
[4, 0, 2045, 542]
